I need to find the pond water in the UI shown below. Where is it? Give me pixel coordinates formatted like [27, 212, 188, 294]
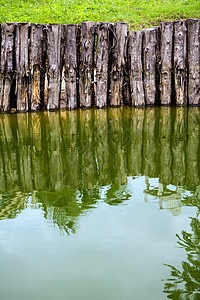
[0, 107, 199, 300]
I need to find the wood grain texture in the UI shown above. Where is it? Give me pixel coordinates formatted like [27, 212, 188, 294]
[0, 23, 15, 112]
[109, 22, 128, 106]
[29, 23, 45, 111]
[79, 22, 95, 108]
[173, 20, 187, 106]
[143, 27, 160, 105]
[160, 22, 173, 105]
[46, 24, 62, 110]
[15, 23, 29, 111]
[64, 24, 80, 110]
[128, 31, 145, 106]
[96, 22, 113, 108]
[187, 19, 200, 106]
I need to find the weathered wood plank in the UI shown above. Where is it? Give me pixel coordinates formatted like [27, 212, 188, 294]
[187, 19, 200, 106]
[29, 23, 44, 111]
[109, 22, 128, 106]
[160, 22, 173, 105]
[96, 22, 113, 108]
[64, 24, 80, 110]
[15, 23, 29, 112]
[79, 22, 95, 108]
[46, 24, 62, 110]
[173, 21, 187, 106]
[0, 23, 15, 112]
[128, 31, 145, 106]
[59, 25, 66, 109]
[143, 27, 160, 105]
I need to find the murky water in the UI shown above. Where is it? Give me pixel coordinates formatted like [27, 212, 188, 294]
[0, 107, 199, 300]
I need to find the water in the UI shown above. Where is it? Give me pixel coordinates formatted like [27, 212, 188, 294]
[0, 107, 199, 300]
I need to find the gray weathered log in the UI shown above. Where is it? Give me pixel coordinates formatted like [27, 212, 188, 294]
[46, 24, 62, 110]
[29, 23, 44, 111]
[143, 27, 160, 105]
[173, 21, 187, 106]
[109, 22, 128, 106]
[15, 23, 29, 111]
[160, 22, 173, 105]
[79, 22, 95, 108]
[0, 23, 15, 112]
[95, 22, 114, 108]
[59, 25, 66, 108]
[187, 19, 200, 106]
[64, 24, 80, 110]
[123, 29, 131, 106]
[128, 31, 145, 106]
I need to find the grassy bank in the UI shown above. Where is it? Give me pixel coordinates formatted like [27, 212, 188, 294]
[0, 0, 199, 29]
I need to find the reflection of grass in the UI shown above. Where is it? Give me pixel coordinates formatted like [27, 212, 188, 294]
[0, 0, 199, 29]
[163, 217, 200, 299]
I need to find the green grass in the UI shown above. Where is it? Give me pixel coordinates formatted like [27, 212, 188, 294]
[0, 0, 199, 29]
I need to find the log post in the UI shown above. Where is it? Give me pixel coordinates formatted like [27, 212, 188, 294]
[109, 22, 128, 106]
[187, 19, 200, 106]
[46, 24, 62, 110]
[160, 22, 173, 105]
[173, 21, 187, 106]
[15, 23, 29, 112]
[79, 21, 95, 108]
[143, 27, 160, 105]
[128, 31, 145, 106]
[0, 23, 15, 112]
[96, 22, 113, 108]
[64, 24, 80, 110]
[29, 23, 44, 111]
[60, 25, 66, 109]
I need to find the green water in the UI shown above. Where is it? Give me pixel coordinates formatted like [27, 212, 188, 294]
[0, 107, 199, 300]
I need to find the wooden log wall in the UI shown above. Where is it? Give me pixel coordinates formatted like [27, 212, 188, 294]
[0, 19, 199, 112]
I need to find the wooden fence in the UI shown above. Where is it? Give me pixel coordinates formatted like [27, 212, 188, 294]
[0, 19, 199, 112]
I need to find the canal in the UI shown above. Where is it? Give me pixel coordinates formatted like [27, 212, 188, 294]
[0, 107, 199, 299]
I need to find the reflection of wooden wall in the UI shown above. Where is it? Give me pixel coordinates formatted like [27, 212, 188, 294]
[0, 20, 200, 112]
[0, 107, 199, 194]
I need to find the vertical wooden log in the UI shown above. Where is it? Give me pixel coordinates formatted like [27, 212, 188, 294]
[187, 19, 200, 106]
[96, 22, 113, 108]
[46, 24, 61, 110]
[123, 34, 131, 106]
[160, 22, 173, 105]
[64, 24, 80, 110]
[15, 23, 29, 112]
[29, 23, 44, 111]
[173, 21, 187, 106]
[128, 31, 145, 106]
[60, 25, 66, 109]
[79, 22, 95, 108]
[143, 27, 160, 106]
[0, 23, 15, 112]
[109, 22, 128, 106]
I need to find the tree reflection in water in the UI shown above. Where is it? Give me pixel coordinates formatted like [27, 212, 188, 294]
[0, 107, 199, 235]
[163, 217, 200, 299]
